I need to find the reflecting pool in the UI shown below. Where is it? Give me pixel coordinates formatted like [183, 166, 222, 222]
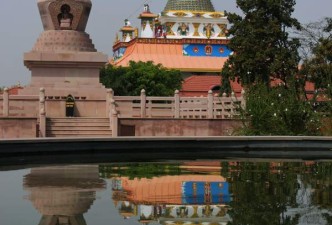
[1, 161, 332, 225]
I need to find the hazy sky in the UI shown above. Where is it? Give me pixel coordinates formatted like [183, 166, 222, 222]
[0, 0, 331, 87]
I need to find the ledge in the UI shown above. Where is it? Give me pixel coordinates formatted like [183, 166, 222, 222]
[0, 137, 332, 167]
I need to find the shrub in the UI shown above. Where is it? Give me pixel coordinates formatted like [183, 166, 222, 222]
[238, 83, 321, 136]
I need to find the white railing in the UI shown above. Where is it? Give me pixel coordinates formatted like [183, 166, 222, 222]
[111, 89, 245, 119]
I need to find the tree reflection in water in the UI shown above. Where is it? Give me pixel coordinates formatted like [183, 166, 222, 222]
[220, 161, 332, 225]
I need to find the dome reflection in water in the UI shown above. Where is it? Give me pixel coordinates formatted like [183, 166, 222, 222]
[23, 165, 106, 225]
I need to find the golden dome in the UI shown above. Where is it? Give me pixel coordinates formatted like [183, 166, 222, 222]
[164, 0, 215, 12]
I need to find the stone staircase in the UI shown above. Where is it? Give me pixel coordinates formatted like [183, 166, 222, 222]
[46, 117, 112, 138]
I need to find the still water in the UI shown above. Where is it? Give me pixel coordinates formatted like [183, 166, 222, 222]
[0, 161, 332, 225]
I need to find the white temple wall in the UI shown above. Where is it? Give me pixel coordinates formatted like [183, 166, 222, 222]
[141, 21, 154, 38]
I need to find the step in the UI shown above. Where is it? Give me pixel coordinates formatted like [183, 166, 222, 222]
[47, 122, 110, 127]
[47, 127, 111, 131]
[47, 118, 110, 123]
[46, 117, 112, 138]
[47, 134, 113, 138]
[47, 130, 112, 135]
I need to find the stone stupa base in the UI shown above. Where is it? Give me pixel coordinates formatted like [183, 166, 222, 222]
[21, 51, 108, 100]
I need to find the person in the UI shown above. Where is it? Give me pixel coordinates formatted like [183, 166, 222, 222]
[58, 4, 73, 30]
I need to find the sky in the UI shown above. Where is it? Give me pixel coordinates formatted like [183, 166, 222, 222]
[0, 0, 331, 87]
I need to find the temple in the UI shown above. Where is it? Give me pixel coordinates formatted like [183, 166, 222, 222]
[112, 0, 231, 96]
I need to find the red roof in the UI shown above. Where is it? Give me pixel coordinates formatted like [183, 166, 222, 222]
[113, 41, 228, 72]
[0, 86, 23, 95]
[182, 75, 221, 92]
[180, 75, 327, 101]
[180, 75, 242, 97]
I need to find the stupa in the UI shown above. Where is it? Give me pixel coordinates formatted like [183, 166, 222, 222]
[21, 0, 108, 99]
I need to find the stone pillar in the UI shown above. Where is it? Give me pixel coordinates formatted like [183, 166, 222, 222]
[39, 88, 46, 137]
[140, 89, 146, 118]
[208, 90, 214, 119]
[109, 99, 116, 132]
[174, 90, 180, 118]
[3, 88, 9, 117]
[106, 89, 114, 117]
[112, 110, 118, 137]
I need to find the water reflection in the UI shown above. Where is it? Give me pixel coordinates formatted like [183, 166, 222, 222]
[100, 161, 332, 225]
[16, 161, 332, 225]
[219, 161, 332, 225]
[111, 175, 231, 224]
[23, 165, 106, 225]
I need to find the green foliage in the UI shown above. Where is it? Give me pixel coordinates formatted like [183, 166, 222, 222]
[100, 63, 128, 95]
[300, 18, 332, 91]
[99, 163, 181, 179]
[299, 17, 332, 135]
[100, 61, 183, 96]
[238, 83, 321, 136]
[221, 0, 301, 91]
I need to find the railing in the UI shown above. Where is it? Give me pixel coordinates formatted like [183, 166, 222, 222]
[109, 89, 246, 119]
[0, 88, 40, 117]
[0, 88, 46, 137]
[1, 88, 245, 138]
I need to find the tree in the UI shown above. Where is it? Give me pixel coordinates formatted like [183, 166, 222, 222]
[221, 0, 301, 90]
[299, 18, 332, 135]
[219, 0, 323, 135]
[299, 18, 332, 92]
[100, 61, 183, 96]
[296, 17, 332, 62]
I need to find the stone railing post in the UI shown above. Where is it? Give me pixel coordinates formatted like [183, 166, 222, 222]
[3, 88, 9, 117]
[106, 88, 114, 117]
[110, 99, 116, 115]
[140, 89, 146, 118]
[109, 99, 116, 130]
[241, 89, 246, 109]
[231, 91, 236, 117]
[39, 88, 46, 137]
[112, 109, 118, 137]
[208, 90, 213, 119]
[174, 90, 180, 118]
[221, 92, 227, 119]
